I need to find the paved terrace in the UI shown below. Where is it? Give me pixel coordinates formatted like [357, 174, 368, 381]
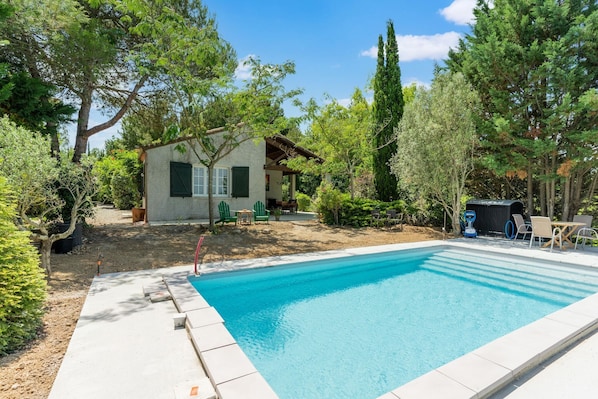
[48, 237, 598, 399]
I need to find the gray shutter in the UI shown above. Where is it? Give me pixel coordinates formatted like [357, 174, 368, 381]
[170, 162, 192, 197]
[231, 167, 249, 198]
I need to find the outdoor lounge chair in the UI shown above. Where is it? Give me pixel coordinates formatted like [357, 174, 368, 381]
[370, 208, 382, 227]
[529, 216, 562, 252]
[253, 201, 270, 223]
[512, 213, 532, 240]
[217, 201, 237, 225]
[573, 215, 598, 250]
[386, 209, 402, 228]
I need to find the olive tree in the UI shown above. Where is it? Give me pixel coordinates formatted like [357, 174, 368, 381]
[0, 117, 96, 274]
[390, 72, 480, 236]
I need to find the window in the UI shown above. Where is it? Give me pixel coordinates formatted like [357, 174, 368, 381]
[193, 166, 228, 196]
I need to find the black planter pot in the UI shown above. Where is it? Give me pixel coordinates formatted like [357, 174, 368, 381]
[52, 222, 83, 253]
[53, 237, 74, 254]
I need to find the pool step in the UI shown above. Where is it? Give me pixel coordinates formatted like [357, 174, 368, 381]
[431, 249, 598, 290]
[421, 250, 598, 304]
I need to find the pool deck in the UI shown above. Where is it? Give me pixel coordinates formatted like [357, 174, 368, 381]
[48, 238, 598, 399]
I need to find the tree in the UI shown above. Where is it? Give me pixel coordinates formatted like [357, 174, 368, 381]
[165, 57, 301, 229]
[0, 0, 84, 154]
[0, 70, 75, 157]
[0, 176, 46, 355]
[118, 94, 178, 150]
[1, 0, 235, 162]
[0, 117, 96, 274]
[391, 73, 480, 236]
[300, 89, 372, 199]
[372, 20, 404, 201]
[447, 0, 598, 219]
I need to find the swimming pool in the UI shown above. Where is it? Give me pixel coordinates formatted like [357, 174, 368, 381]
[189, 245, 598, 399]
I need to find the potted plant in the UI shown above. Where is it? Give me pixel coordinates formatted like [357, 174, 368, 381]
[272, 207, 282, 221]
[131, 199, 145, 223]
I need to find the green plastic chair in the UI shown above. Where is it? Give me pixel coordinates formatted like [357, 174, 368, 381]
[217, 201, 237, 225]
[253, 201, 270, 223]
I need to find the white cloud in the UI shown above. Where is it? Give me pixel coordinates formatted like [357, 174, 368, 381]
[440, 0, 476, 26]
[235, 54, 256, 80]
[360, 32, 462, 62]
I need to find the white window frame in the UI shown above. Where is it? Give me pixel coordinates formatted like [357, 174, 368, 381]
[193, 165, 229, 197]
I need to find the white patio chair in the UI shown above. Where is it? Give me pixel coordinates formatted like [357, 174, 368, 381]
[529, 216, 562, 252]
[573, 215, 598, 250]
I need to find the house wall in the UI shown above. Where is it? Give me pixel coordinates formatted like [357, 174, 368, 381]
[265, 169, 284, 203]
[144, 137, 266, 222]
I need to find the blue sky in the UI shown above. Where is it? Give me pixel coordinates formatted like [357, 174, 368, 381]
[79, 0, 476, 149]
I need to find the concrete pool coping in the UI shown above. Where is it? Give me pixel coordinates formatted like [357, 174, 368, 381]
[49, 239, 598, 399]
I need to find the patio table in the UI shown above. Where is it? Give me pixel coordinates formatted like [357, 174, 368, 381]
[550, 221, 585, 248]
[236, 209, 253, 225]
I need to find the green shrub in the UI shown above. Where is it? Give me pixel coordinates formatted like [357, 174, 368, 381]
[94, 150, 142, 205]
[93, 155, 121, 203]
[296, 192, 311, 211]
[111, 171, 140, 210]
[315, 192, 440, 228]
[0, 177, 46, 355]
[315, 182, 347, 225]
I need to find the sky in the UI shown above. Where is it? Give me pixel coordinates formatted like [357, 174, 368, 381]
[77, 0, 476, 150]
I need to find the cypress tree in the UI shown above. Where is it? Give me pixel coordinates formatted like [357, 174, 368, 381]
[373, 20, 403, 201]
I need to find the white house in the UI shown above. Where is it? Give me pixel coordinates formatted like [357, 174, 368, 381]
[139, 128, 322, 223]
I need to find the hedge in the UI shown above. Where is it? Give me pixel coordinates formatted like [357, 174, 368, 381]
[0, 177, 47, 355]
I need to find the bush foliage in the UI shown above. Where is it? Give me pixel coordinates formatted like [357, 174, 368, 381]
[111, 171, 141, 210]
[314, 182, 444, 228]
[94, 150, 142, 209]
[295, 192, 311, 212]
[0, 177, 46, 355]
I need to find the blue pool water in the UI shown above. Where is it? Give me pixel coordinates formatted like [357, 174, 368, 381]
[189, 247, 598, 399]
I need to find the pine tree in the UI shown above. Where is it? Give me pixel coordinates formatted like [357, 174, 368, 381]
[373, 20, 403, 201]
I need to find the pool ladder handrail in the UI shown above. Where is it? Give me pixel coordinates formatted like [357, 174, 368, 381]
[194, 236, 205, 275]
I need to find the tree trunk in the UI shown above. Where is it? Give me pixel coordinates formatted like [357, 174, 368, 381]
[562, 175, 571, 222]
[72, 94, 92, 163]
[451, 207, 461, 238]
[208, 165, 215, 230]
[348, 164, 355, 200]
[49, 126, 60, 160]
[586, 173, 598, 211]
[526, 166, 533, 216]
[33, 213, 80, 275]
[40, 240, 53, 275]
[72, 76, 148, 163]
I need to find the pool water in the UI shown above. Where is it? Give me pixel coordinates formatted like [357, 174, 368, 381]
[190, 247, 598, 399]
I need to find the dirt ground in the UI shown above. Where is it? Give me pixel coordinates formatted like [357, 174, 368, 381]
[0, 205, 443, 399]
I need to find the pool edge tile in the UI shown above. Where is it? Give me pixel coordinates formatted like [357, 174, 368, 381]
[186, 307, 225, 329]
[216, 372, 278, 399]
[199, 344, 257, 386]
[436, 352, 512, 396]
[189, 323, 236, 353]
[391, 370, 477, 399]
